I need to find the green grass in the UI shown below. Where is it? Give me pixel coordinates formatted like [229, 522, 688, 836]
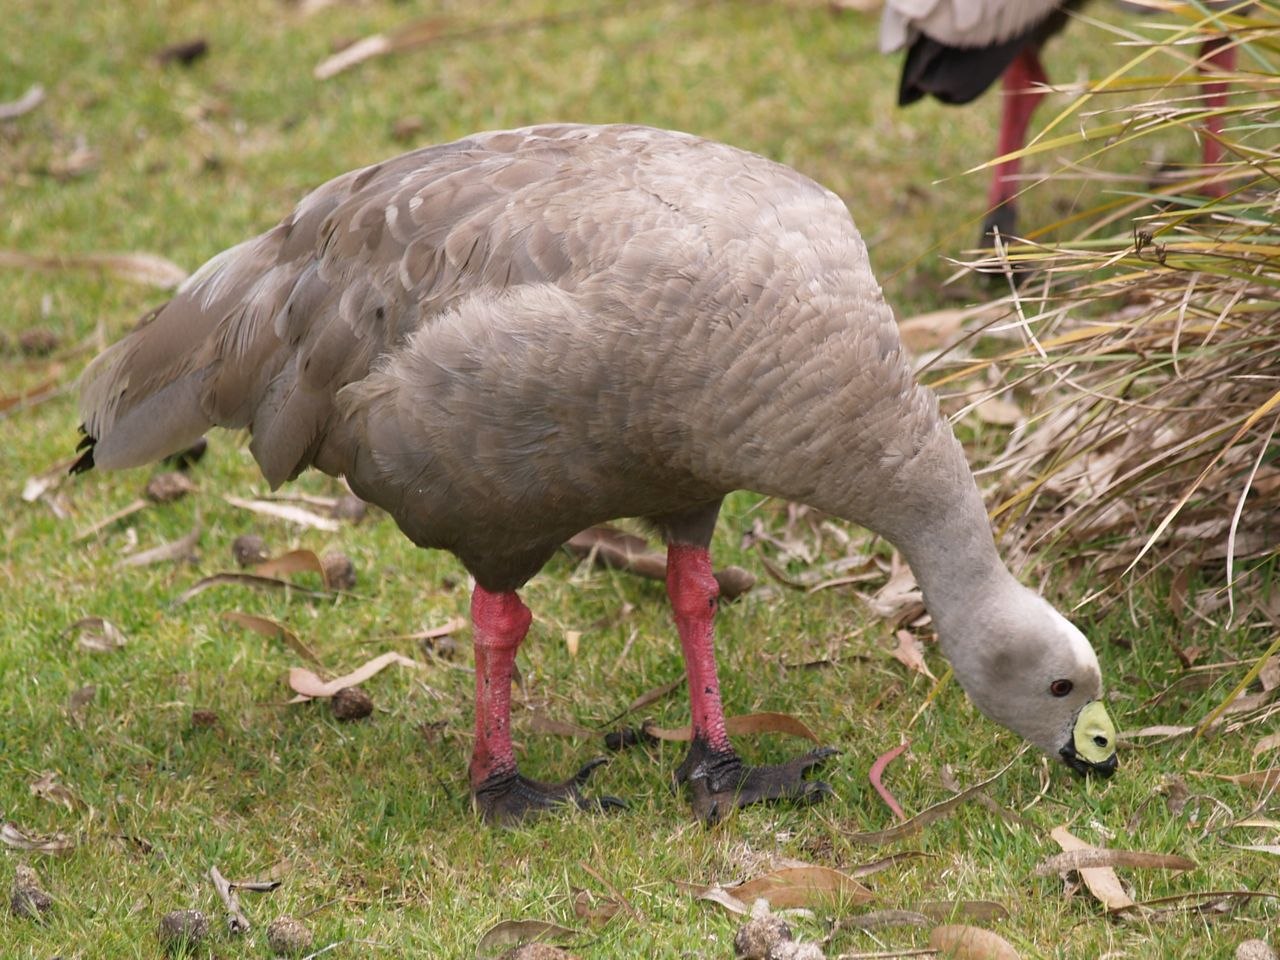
[2, 2, 1278, 958]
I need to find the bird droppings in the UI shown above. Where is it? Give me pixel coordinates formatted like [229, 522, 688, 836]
[331, 685, 374, 721]
[145, 470, 196, 502]
[157, 909, 209, 954]
[320, 550, 357, 590]
[1237, 940, 1278, 960]
[232, 534, 269, 567]
[266, 915, 314, 955]
[498, 944, 580, 960]
[765, 941, 825, 960]
[734, 901, 792, 958]
[9, 865, 53, 920]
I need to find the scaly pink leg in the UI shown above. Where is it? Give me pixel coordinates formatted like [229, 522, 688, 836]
[667, 543, 836, 824]
[469, 585, 621, 823]
[1198, 35, 1236, 195]
[983, 46, 1050, 243]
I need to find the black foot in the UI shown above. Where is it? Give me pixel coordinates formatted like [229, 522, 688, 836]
[472, 758, 626, 825]
[674, 739, 839, 825]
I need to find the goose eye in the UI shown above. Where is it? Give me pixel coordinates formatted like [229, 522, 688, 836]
[1049, 679, 1073, 697]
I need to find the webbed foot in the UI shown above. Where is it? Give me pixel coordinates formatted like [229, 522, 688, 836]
[674, 739, 839, 825]
[472, 757, 626, 825]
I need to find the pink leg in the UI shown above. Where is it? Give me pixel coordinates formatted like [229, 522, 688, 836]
[1198, 35, 1236, 193]
[469, 586, 530, 788]
[666, 543, 836, 823]
[667, 543, 731, 753]
[987, 47, 1050, 213]
[468, 585, 620, 823]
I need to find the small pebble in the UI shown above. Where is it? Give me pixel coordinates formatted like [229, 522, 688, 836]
[330, 494, 368, 523]
[18, 327, 61, 356]
[158, 909, 208, 953]
[766, 942, 825, 960]
[266, 914, 314, 955]
[321, 551, 357, 591]
[331, 685, 374, 721]
[145, 471, 196, 503]
[232, 534, 269, 567]
[1237, 940, 1278, 960]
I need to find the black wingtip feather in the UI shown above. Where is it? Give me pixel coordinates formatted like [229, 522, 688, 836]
[70, 426, 97, 474]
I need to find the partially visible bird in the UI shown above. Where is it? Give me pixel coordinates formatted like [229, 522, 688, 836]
[73, 124, 1118, 825]
[880, 0, 1238, 243]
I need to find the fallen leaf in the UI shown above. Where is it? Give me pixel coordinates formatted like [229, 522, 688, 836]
[846, 754, 1021, 845]
[73, 498, 149, 541]
[1253, 732, 1280, 758]
[614, 677, 683, 721]
[66, 684, 95, 725]
[0, 250, 187, 288]
[1224, 844, 1280, 856]
[1260, 657, 1280, 692]
[0, 84, 45, 121]
[22, 456, 78, 502]
[0, 821, 75, 855]
[1034, 849, 1196, 875]
[63, 616, 127, 653]
[173, 572, 334, 605]
[572, 888, 620, 925]
[0, 377, 62, 415]
[641, 712, 821, 744]
[119, 526, 200, 568]
[29, 772, 79, 811]
[896, 304, 997, 354]
[252, 549, 330, 586]
[287, 651, 419, 700]
[565, 525, 754, 599]
[222, 611, 324, 667]
[973, 397, 1022, 426]
[702, 865, 874, 911]
[1120, 724, 1195, 743]
[847, 850, 935, 879]
[867, 558, 924, 625]
[523, 711, 595, 739]
[223, 496, 340, 531]
[890, 630, 935, 680]
[917, 901, 1010, 923]
[929, 924, 1022, 959]
[1195, 769, 1280, 791]
[1049, 826, 1136, 912]
[475, 919, 577, 958]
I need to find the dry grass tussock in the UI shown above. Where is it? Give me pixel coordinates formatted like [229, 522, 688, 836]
[935, 1, 1280, 616]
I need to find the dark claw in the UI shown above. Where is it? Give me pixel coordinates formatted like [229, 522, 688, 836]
[473, 759, 626, 825]
[674, 739, 839, 825]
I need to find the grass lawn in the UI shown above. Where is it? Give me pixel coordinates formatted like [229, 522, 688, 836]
[2, 1, 1277, 958]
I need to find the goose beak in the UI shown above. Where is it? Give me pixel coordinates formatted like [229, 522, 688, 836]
[1059, 700, 1118, 778]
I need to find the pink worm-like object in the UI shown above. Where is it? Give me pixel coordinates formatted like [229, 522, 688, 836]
[869, 741, 910, 822]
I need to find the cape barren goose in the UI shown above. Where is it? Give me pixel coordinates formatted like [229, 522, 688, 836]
[880, 0, 1238, 242]
[74, 124, 1117, 824]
